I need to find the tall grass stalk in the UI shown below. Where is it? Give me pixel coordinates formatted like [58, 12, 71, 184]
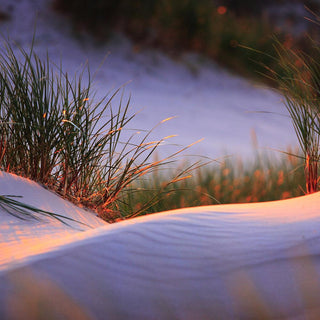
[0, 37, 198, 222]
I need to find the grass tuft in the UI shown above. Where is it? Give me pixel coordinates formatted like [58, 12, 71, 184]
[0, 36, 200, 222]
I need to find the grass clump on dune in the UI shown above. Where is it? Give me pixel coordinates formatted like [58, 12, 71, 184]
[0, 37, 199, 222]
[266, 31, 320, 193]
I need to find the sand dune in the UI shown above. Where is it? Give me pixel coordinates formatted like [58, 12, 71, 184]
[1, 172, 320, 319]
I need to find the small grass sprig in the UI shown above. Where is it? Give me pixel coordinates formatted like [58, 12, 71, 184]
[0, 194, 86, 226]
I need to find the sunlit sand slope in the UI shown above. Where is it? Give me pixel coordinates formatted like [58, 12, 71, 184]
[0, 171, 107, 270]
[0, 179, 320, 319]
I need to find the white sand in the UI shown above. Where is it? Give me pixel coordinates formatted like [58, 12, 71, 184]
[1, 172, 320, 319]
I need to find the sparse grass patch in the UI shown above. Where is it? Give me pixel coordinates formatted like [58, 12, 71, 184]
[119, 149, 306, 217]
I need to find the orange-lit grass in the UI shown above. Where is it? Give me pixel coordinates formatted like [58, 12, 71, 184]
[118, 149, 306, 217]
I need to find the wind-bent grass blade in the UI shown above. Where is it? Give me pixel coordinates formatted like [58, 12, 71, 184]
[0, 195, 88, 226]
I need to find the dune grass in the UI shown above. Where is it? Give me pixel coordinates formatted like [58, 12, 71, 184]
[0, 34, 312, 223]
[0, 36, 200, 222]
[119, 148, 306, 217]
[265, 32, 320, 193]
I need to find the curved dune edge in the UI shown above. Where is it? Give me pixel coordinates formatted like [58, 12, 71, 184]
[1, 172, 320, 318]
[0, 171, 107, 270]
